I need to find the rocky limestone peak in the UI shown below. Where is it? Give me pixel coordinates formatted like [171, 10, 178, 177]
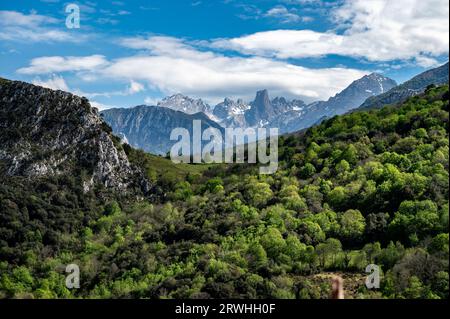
[0, 79, 149, 193]
[357, 72, 397, 94]
[223, 97, 233, 105]
[254, 89, 272, 110]
[245, 89, 276, 126]
[157, 93, 212, 115]
[213, 97, 251, 121]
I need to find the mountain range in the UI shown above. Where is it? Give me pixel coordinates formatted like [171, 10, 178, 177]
[101, 71, 402, 153]
[157, 94, 213, 115]
[6, 63, 445, 157]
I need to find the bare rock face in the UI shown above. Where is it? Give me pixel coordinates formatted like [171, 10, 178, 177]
[157, 93, 213, 115]
[0, 78, 148, 192]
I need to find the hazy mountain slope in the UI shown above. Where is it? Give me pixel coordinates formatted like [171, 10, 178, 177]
[360, 62, 449, 109]
[101, 105, 224, 155]
[281, 73, 397, 133]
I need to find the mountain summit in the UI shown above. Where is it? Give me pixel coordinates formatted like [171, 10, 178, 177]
[213, 97, 250, 127]
[360, 62, 449, 109]
[157, 94, 213, 116]
[280, 72, 397, 133]
[317, 72, 397, 114]
[245, 89, 276, 127]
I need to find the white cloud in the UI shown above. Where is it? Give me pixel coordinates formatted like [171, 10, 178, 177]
[17, 55, 109, 74]
[0, 10, 85, 43]
[0, 10, 58, 27]
[212, 29, 343, 59]
[117, 10, 131, 15]
[126, 80, 145, 94]
[71, 80, 145, 99]
[414, 56, 440, 68]
[264, 6, 303, 24]
[106, 36, 368, 103]
[234, 3, 312, 23]
[97, 18, 119, 25]
[32, 74, 70, 91]
[18, 36, 368, 104]
[90, 101, 117, 111]
[212, 0, 449, 64]
[144, 97, 160, 105]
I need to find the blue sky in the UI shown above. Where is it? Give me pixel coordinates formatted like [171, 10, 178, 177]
[0, 0, 448, 109]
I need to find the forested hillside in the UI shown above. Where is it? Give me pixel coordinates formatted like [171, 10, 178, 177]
[0, 85, 448, 299]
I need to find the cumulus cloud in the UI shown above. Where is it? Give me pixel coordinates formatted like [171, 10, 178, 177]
[144, 96, 160, 106]
[126, 80, 145, 94]
[32, 74, 70, 91]
[17, 55, 109, 74]
[264, 6, 303, 24]
[106, 36, 368, 103]
[414, 56, 440, 68]
[17, 36, 368, 104]
[0, 10, 59, 27]
[212, 0, 449, 64]
[90, 101, 117, 111]
[0, 10, 85, 43]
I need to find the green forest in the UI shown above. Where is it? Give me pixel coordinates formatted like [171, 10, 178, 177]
[0, 85, 448, 299]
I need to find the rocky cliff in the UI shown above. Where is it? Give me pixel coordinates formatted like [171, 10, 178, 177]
[0, 78, 148, 193]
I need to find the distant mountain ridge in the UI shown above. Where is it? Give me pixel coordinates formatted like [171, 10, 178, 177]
[360, 62, 449, 109]
[100, 63, 448, 155]
[277, 72, 397, 133]
[101, 105, 224, 155]
[100, 73, 397, 154]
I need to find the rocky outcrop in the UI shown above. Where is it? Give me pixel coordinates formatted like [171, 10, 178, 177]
[213, 98, 250, 128]
[245, 89, 275, 127]
[0, 78, 148, 192]
[157, 93, 213, 116]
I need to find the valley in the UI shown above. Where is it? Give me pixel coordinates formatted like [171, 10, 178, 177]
[0, 74, 448, 299]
